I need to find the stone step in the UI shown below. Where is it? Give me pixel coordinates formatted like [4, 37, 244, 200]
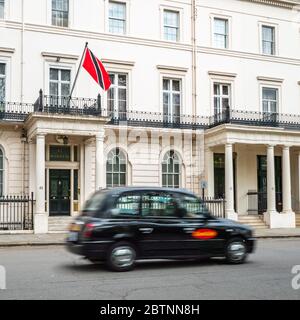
[48, 217, 74, 232]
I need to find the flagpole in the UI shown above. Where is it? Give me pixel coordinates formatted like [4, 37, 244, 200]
[69, 42, 88, 99]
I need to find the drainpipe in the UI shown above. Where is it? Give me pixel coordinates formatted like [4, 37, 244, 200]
[191, 0, 197, 117]
[21, 0, 25, 103]
[191, 0, 197, 192]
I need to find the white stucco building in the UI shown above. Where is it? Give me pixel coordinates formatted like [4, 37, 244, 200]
[0, 0, 300, 233]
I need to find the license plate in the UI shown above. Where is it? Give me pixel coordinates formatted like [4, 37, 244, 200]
[68, 232, 78, 242]
[69, 223, 81, 232]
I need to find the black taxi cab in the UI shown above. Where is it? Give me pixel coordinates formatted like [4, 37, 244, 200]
[66, 187, 255, 271]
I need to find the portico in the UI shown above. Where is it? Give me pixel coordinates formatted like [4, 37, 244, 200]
[205, 124, 297, 228]
[25, 113, 108, 234]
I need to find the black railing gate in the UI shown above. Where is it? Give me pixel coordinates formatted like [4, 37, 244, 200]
[0, 193, 34, 231]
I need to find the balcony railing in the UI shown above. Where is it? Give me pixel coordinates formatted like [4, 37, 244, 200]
[0, 101, 34, 121]
[3, 91, 300, 131]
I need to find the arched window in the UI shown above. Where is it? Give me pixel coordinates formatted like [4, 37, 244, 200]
[162, 150, 181, 188]
[106, 148, 127, 187]
[0, 148, 4, 196]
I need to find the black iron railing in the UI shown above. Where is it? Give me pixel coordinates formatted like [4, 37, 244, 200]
[202, 197, 226, 218]
[0, 193, 34, 231]
[4, 91, 300, 131]
[247, 191, 282, 215]
[0, 101, 34, 121]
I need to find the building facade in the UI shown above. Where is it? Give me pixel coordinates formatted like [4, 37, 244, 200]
[0, 0, 300, 233]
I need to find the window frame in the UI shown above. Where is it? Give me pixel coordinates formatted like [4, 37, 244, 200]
[161, 150, 182, 189]
[163, 9, 180, 42]
[210, 14, 231, 50]
[112, 192, 141, 218]
[140, 191, 179, 219]
[261, 86, 279, 114]
[0, 0, 5, 20]
[108, 0, 127, 35]
[213, 17, 229, 49]
[107, 72, 128, 119]
[49, 66, 71, 97]
[0, 62, 6, 103]
[259, 22, 278, 56]
[51, 0, 70, 28]
[160, 5, 183, 42]
[0, 146, 4, 197]
[213, 82, 231, 115]
[162, 77, 182, 123]
[106, 148, 127, 188]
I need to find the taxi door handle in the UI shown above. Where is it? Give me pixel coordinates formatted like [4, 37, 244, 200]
[139, 228, 153, 234]
[183, 227, 196, 233]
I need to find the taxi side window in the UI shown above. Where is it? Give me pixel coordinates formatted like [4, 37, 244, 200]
[141, 192, 178, 217]
[180, 195, 210, 218]
[113, 193, 140, 217]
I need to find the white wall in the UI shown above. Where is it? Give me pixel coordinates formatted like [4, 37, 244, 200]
[1, 0, 300, 116]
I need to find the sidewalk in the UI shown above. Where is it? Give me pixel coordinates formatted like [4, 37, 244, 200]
[0, 229, 300, 247]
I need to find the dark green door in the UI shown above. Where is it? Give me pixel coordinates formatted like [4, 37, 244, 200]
[257, 156, 282, 214]
[49, 169, 71, 216]
[214, 153, 236, 211]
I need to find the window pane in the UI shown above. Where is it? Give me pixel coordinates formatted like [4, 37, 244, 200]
[0, 63, 5, 76]
[172, 80, 180, 92]
[61, 69, 70, 81]
[52, 0, 69, 27]
[61, 83, 70, 96]
[141, 192, 177, 217]
[109, 1, 126, 19]
[118, 74, 127, 86]
[263, 88, 277, 100]
[214, 84, 220, 95]
[222, 85, 229, 95]
[50, 82, 58, 96]
[50, 68, 59, 81]
[0, 0, 4, 19]
[109, 1, 126, 34]
[164, 27, 178, 41]
[0, 77, 5, 102]
[73, 169, 78, 201]
[164, 10, 179, 27]
[163, 79, 170, 91]
[106, 173, 112, 187]
[49, 146, 71, 161]
[214, 18, 227, 35]
[115, 194, 140, 216]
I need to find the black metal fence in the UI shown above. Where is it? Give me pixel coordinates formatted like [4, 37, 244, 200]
[247, 191, 282, 215]
[0, 193, 34, 231]
[202, 197, 226, 218]
[6, 91, 300, 131]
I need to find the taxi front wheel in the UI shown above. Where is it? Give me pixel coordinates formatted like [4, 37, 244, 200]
[225, 238, 247, 264]
[106, 241, 137, 272]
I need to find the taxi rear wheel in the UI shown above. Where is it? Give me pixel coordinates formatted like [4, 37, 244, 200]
[106, 241, 137, 272]
[225, 238, 247, 264]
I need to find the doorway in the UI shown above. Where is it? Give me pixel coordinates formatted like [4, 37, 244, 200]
[49, 169, 71, 216]
[257, 155, 282, 214]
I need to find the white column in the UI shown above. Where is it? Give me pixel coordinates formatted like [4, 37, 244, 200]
[28, 140, 36, 196]
[266, 145, 277, 214]
[264, 144, 295, 228]
[34, 134, 48, 234]
[95, 131, 105, 191]
[225, 143, 237, 220]
[84, 139, 94, 198]
[204, 147, 214, 198]
[282, 146, 293, 214]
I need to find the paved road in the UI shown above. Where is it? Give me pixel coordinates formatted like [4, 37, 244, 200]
[0, 239, 300, 300]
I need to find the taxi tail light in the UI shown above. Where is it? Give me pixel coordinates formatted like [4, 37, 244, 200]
[83, 223, 95, 239]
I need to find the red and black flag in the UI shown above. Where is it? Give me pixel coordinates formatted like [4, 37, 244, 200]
[82, 47, 111, 91]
